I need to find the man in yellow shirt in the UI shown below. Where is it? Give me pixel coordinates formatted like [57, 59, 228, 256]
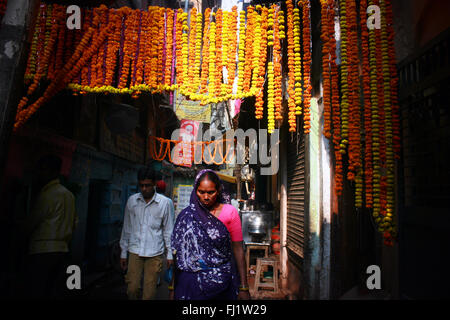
[25, 154, 77, 299]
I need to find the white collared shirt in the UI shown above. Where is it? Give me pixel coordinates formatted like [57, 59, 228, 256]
[120, 192, 174, 260]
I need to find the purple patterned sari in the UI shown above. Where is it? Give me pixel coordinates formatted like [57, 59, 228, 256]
[171, 169, 240, 300]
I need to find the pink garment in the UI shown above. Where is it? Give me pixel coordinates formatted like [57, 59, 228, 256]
[217, 204, 243, 242]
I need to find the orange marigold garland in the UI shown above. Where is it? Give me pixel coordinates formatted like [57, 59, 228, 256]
[226, 6, 238, 96]
[346, 0, 363, 206]
[360, 0, 373, 208]
[215, 9, 224, 98]
[243, 6, 255, 93]
[273, 6, 283, 122]
[192, 10, 203, 94]
[368, 0, 382, 233]
[300, 0, 312, 133]
[17, 3, 59, 116]
[286, 1, 296, 131]
[236, 10, 246, 95]
[187, 8, 198, 93]
[15, 6, 118, 131]
[250, 7, 262, 94]
[320, 0, 332, 139]
[200, 8, 211, 94]
[380, 0, 396, 245]
[164, 9, 175, 88]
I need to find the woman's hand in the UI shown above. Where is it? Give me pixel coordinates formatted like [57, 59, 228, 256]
[238, 290, 251, 300]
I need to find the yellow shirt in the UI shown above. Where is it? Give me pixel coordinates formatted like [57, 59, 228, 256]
[27, 179, 78, 254]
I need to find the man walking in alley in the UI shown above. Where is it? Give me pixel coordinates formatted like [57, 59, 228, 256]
[119, 166, 174, 300]
[24, 154, 78, 299]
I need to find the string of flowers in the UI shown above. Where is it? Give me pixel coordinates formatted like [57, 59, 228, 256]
[267, 61, 275, 134]
[255, 6, 268, 121]
[320, 0, 332, 139]
[287, 0, 296, 131]
[347, 0, 361, 186]
[236, 10, 246, 95]
[17, 3, 59, 116]
[339, 0, 349, 154]
[131, 9, 143, 97]
[200, 8, 211, 94]
[215, 9, 224, 98]
[207, 17, 216, 100]
[24, 3, 45, 83]
[79, 9, 93, 94]
[226, 6, 238, 96]
[300, 0, 311, 133]
[374, 0, 387, 226]
[187, 8, 198, 93]
[15, 5, 120, 131]
[181, 12, 189, 92]
[360, 0, 373, 208]
[380, 0, 396, 245]
[273, 6, 283, 122]
[368, 0, 382, 233]
[164, 9, 174, 89]
[192, 10, 203, 94]
[243, 6, 255, 93]
[293, 6, 302, 112]
[175, 8, 184, 88]
[250, 6, 262, 95]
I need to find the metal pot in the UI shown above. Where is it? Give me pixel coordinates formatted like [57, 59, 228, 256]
[247, 215, 267, 236]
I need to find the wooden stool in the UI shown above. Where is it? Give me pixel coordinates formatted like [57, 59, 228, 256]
[254, 257, 279, 293]
[245, 244, 269, 273]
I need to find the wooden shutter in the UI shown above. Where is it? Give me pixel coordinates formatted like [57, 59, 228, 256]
[286, 130, 307, 261]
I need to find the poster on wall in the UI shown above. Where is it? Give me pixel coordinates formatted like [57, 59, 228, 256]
[176, 184, 194, 215]
[175, 94, 211, 123]
[172, 119, 200, 167]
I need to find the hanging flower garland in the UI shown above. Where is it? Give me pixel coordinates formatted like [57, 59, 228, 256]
[23, 3, 45, 83]
[17, 4, 60, 116]
[250, 6, 262, 95]
[164, 9, 175, 89]
[368, 0, 382, 234]
[360, 0, 373, 208]
[300, 0, 311, 133]
[267, 61, 275, 134]
[273, 6, 283, 122]
[254, 5, 268, 121]
[15, 5, 120, 131]
[320, 0, 332, 139]
[236, 10, 246, 95]
[286, 0, 296, 131]
[187, 8, 198, 93]
[192, 10, 203, 94]
[242, 6, 255, 93]
[199, 8, 211, 95]
[226, 6, 238, 96]
[380, 0, 396, 245]
[215, 9, 224, 98]
[207, 17, 216, 100]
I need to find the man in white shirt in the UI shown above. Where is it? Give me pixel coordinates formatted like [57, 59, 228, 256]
[119, 167, 174, 300]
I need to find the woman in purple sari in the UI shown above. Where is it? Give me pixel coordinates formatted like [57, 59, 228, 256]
[170, 169, 250, 300]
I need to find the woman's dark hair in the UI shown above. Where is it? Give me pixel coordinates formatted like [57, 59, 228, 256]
[196, 171, 221, 192]
[137, 166, 156, 181]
